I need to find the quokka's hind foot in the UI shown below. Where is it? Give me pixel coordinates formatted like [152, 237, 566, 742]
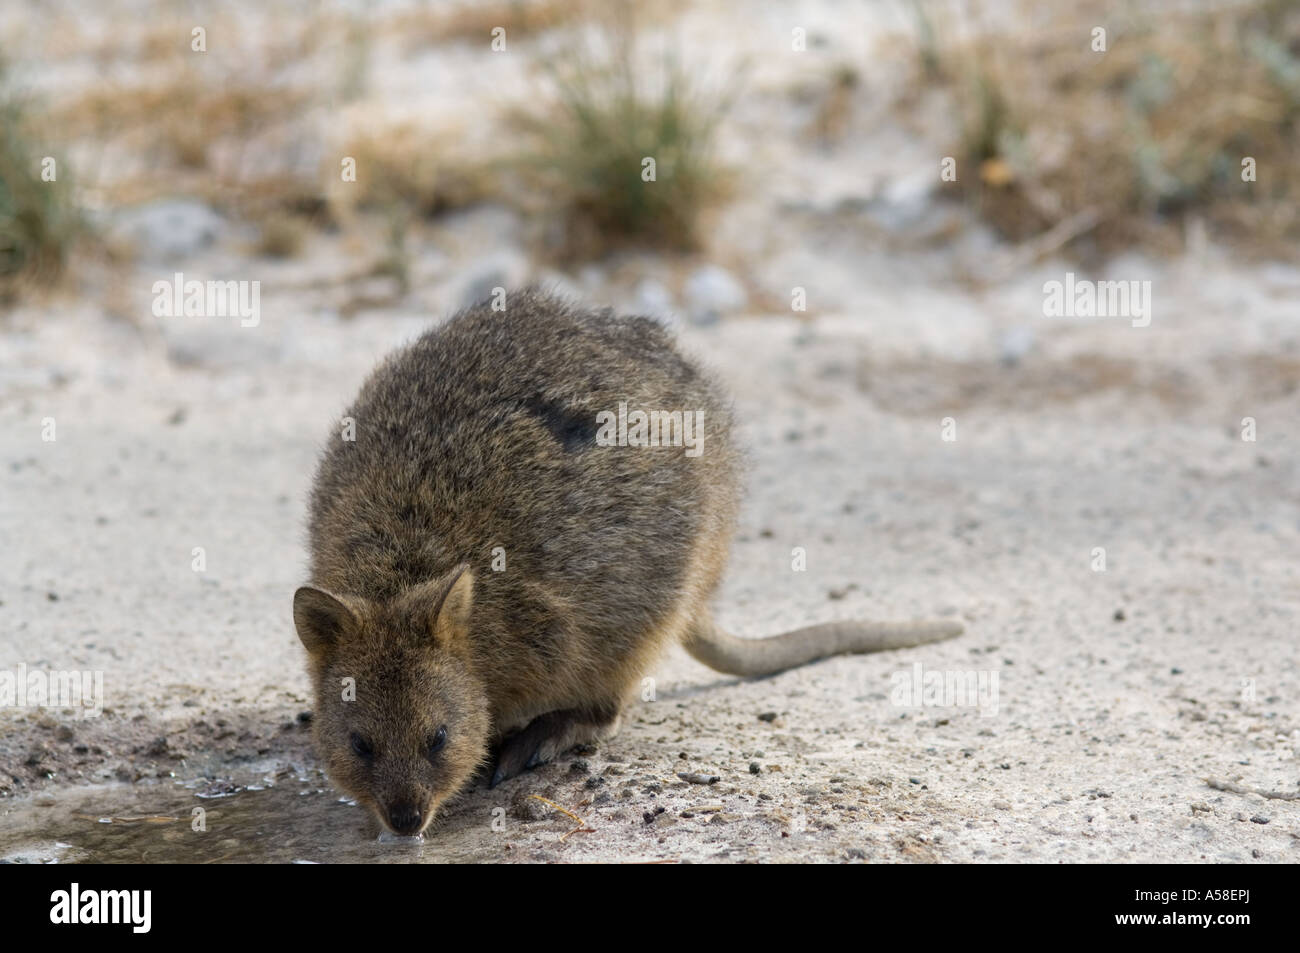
[488, 704, 622, 788]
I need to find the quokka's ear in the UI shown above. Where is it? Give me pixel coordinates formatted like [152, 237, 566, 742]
[293, 586, 360, 655]
[431, 563, 474, 644]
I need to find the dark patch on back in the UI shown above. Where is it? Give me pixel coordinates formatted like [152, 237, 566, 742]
[519, 393, 597, 453]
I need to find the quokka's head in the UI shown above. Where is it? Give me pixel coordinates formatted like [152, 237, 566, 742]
[292, 564, 490, 836]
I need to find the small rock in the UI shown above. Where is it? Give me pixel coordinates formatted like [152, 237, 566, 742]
[632, 278, 676, 323]
[677, 772, 720, 785]
[683, 265, 746, 325]
[456, 249, 529, 309]
[997, 325, 1035, 366]
[110, 198, 225, 262]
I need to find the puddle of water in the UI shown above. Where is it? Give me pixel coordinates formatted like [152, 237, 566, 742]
[0, 772, 504, 863]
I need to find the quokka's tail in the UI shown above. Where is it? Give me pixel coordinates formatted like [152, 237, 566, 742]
[683, 612, 963, 678]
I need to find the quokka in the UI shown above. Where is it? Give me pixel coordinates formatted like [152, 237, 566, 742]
[294, 289, 961, 835]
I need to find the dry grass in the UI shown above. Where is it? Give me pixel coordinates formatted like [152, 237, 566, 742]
[910, 0, 1300, 257]
[0, 56, 84, 301]
[61, 80, 314, 178]
[858, 350, 1300, 416]
[39, 9, 525, 229]
[5, 1, 720, 282]
[509, 6, 733, 260]
[324, 120, 502, 222]
[392, 0, 579, 52]
[253, 212, 310, 259]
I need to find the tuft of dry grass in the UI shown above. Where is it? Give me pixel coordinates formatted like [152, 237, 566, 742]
[0, 56, 84, 300]
[55, 76, 314, 195]
[510, 6, 733, 260]
[911, 0, 1300, 257]
[324, 120, 502, 223]
[253, 212, 310, 259]
[42, 10, 331, 213]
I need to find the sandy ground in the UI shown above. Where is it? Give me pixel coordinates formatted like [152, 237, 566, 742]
[2, 234, 1298, 862]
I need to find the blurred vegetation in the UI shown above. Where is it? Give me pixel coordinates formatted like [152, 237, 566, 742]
[0, 1, 730, 292]
[392, 0, 577, 51]
[913, 0, 1300, 257]
[0, 55, 83, 300]
[512, 9, 731, 260]
[330, 122, 499, 221]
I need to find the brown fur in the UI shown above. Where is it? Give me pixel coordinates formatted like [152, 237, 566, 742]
[294, 289, 959, 836]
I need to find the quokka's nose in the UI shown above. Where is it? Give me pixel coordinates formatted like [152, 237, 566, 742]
[387, 802, 423, 835]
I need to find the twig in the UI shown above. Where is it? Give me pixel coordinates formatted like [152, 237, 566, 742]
[984, 206, 1102, 285]
[528, 794, 583, 825]
[529, 794, 595, 840]
[1204, 778, 1300, 801]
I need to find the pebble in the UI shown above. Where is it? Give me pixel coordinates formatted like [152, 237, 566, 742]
[997, 325, 1035, 366]
[109, 198, 225, 261]
[632, 278, 676, 323]
[683, 265, 746, 325]
[677, 772, 720, 785]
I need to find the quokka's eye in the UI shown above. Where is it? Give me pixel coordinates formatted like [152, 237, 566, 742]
[427, 725, 448, 759]
[350, 732, 374, 759]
